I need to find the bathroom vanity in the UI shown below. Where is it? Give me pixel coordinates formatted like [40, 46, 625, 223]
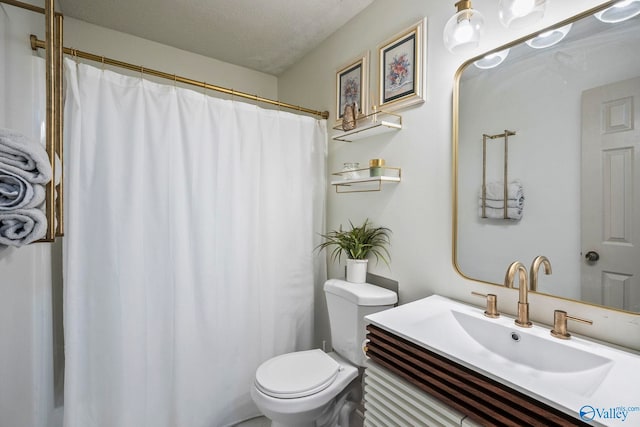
[363, 295, 640, 427]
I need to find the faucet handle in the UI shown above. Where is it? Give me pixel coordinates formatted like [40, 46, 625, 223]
[550, 310, 593, 339]
[471, 292, 500, 318]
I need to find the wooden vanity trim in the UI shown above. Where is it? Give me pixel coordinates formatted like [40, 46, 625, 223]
[365, 324, 589, 427]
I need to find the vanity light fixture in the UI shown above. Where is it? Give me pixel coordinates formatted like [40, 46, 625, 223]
[443, 0, 485, 53]
[498, 0, 547, 29]
[525, 23, 572, 49]
[594, 0, 640, 23]
[473, 48, 510, 69]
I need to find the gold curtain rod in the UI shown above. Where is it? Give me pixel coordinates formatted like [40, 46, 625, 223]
[29, 36, 330, 119]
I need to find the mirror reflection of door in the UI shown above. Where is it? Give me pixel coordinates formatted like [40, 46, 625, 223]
[581, 76, 640, 311]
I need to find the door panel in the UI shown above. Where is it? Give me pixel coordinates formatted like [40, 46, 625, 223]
[581, 76, 640, 312]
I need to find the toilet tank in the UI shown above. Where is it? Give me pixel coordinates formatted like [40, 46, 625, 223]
[324, 279, 397, 367]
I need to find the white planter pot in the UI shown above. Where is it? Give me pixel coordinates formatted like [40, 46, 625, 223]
[346, 259, 368, 283]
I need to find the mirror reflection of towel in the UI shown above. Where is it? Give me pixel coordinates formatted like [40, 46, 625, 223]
[480, 180, 524, 201]
[479, 181, 524, 220]
[478, 206, 523, 220]
[478, 198, 523, 209]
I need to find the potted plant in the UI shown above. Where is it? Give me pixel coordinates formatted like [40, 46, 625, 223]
[316, 219, 391, 283]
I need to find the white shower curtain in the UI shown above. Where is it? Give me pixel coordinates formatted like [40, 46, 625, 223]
[62, 58, 327, 427]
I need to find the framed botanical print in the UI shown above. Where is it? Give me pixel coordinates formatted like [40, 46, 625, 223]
[335, 52, 369, 126]
[378, 18, 427, 111]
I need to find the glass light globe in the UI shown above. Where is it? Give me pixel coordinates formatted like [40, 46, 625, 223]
[594, 0, 640, 23]
[443, 6, 485, 53]
[511, 0, 535, 16]
[454, 20, 474, 43]
[474, 49, 511, 69]
[498, 0, 547, 29]
[525, 23, 572, 49]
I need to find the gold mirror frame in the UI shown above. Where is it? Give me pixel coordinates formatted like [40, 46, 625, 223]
[452, 0, 639, 316]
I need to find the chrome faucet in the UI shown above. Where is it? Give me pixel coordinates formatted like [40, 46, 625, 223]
[529, 255, 552, 291]
[504, 261, 532, 327]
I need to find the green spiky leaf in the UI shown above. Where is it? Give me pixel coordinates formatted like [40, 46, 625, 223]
[315, 218, 391, 267]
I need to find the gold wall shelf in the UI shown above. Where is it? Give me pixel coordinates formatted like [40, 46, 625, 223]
[332, 111, 402, 142]
[331, 167, 401, 193]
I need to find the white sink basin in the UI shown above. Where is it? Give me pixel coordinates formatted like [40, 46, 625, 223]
[365, 295, 640, 426]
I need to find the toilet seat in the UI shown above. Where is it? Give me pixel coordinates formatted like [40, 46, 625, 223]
[255, 349, 341, 399]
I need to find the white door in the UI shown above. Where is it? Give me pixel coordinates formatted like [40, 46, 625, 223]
[581, 76, 640, 312]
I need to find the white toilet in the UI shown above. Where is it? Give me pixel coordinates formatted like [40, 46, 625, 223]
[250, 279, 397, 427]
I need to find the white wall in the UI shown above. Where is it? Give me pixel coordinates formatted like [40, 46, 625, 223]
[0, 4, 56, 427]
[0, 3, 279, 427]
[278, 0, 640, 351]
[0, 5, 6, 122]
[62, 18, 278, 100]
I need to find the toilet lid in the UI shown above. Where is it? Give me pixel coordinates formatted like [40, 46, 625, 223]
[255, 349, 340, 399]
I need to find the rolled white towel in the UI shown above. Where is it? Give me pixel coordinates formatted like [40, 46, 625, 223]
[0, 128, 52, 184]
[480, 180, 524, 201]
[0, 208, 47, 247]
[479, 206, 523, 220]
[0, 168, 46, 210]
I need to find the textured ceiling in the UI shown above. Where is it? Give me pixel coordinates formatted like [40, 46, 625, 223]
[57, 0, 374, 76]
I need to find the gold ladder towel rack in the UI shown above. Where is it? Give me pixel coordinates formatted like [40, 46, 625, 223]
[44, 0, 63, 240]
[0, 0, 66, 240]
[481, 130, 516, 219]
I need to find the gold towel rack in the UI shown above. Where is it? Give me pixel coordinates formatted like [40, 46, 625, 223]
[43, 0, 63, 240]
[481, 130, 516, 219]
[0, 0, 64, 240]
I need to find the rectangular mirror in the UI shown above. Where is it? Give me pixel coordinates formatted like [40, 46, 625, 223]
[453, 1, 640, 314]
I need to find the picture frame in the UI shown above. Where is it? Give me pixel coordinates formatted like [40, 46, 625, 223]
[335, 52, 369, 126]
[378, 18, 427, 111]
